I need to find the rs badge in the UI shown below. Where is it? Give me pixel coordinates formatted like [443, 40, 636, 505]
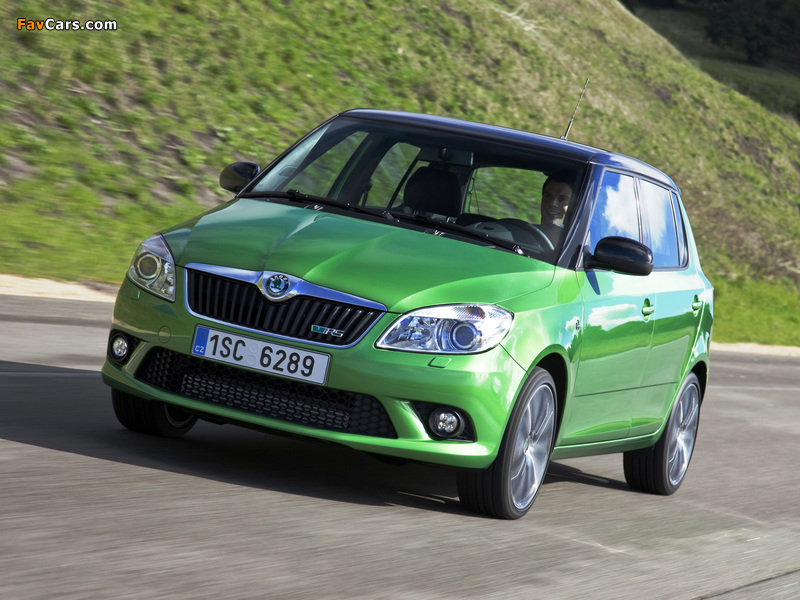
[312, 324, 344, 338]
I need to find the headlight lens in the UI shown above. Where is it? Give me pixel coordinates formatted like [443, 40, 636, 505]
[376, 304, 513, 354]
[128, 234, 176, 302]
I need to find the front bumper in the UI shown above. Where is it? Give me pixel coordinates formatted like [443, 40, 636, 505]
[101, 277, 526, 469]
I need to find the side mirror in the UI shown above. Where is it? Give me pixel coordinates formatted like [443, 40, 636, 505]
[587, 236, 653, 276]
[219, 161, 260, 193]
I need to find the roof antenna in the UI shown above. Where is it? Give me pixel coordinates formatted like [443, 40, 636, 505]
[561, 77, 590, 141]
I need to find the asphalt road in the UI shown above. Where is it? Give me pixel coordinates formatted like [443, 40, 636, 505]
[1, 295, 799, 599]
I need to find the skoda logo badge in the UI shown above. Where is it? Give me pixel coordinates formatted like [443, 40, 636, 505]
[264, 274, 291, 299]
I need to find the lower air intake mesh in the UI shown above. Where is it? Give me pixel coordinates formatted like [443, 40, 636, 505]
[137, 348, 397, 438]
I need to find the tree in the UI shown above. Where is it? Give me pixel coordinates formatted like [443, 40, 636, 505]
[705, 0, 796, 66]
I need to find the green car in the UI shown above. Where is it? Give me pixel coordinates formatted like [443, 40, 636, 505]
[102, 109, 713, 519]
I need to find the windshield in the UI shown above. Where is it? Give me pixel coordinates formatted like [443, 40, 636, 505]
[249, 116, 585, 262]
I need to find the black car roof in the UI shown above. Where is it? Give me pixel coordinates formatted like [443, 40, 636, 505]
[341, 109, 679, 192]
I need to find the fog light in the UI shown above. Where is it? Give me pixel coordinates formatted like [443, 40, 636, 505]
[429, 408, 465, 439]
[110, 334, 129, 362]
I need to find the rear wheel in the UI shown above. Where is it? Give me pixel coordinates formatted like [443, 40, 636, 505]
[624, 372, 701, 495]
[112, 389, 197, 438]
[457, 368, 557, 519]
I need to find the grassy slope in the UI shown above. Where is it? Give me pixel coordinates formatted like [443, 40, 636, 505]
[635, 5, 800, 122]
[1, 0, 800, 344]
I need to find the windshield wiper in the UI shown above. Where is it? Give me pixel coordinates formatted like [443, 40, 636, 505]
[242, 189, 334, 204]
[242, 189, 384, 217]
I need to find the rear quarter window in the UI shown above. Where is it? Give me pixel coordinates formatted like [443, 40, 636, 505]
[640, 179, 681, 268]
[672, 192, 689, 267]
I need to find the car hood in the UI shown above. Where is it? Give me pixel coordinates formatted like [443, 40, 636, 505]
[164, 198, 555, 313]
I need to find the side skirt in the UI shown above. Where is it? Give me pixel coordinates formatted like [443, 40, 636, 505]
[551, 431, 662, 460]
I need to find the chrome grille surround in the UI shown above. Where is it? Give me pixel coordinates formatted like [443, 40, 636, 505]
[184, 263, 386, 348]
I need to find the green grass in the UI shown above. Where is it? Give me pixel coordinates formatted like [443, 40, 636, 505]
[2, 0, 800, 345]
[713, 277, 800, 346]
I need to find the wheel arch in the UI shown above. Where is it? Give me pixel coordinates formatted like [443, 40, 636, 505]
[535, 351, 569, 439]
[690, 359, 709, 405]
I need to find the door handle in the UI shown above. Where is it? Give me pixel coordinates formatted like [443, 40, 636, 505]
[691, 300, 703, 311]
[642, 300, 655, 316]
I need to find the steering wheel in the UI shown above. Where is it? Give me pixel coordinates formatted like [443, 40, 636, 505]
[470, 220, 514, 241]
[497, 218, 555, 252]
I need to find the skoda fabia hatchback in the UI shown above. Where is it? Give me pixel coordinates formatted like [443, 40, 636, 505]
[102, 109, 713, 519]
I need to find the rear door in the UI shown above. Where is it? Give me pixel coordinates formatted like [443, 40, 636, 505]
[631, 184, 706, 436]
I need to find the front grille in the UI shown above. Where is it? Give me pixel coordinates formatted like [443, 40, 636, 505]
[186, 269, 382, 346]
[138, 348, 397, 438]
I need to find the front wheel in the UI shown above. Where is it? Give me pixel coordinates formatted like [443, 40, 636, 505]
[457, 368, 557, 519]
[624, 372, 701, 495]
[112, 389, 198, 438]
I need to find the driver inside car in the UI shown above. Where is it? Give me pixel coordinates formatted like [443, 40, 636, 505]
[538, 173, 572, 246]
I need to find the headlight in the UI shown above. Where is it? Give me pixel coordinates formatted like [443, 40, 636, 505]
[128, 234, 176, 302]
[376, 304, 513, 354]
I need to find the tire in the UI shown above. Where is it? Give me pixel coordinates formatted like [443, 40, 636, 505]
[111, 389, 198, 438]
[457, 368, 557, 519]
[624, 372, 701, 495]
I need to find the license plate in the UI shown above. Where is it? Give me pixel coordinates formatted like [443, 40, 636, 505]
[191, 326, 329, 385]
